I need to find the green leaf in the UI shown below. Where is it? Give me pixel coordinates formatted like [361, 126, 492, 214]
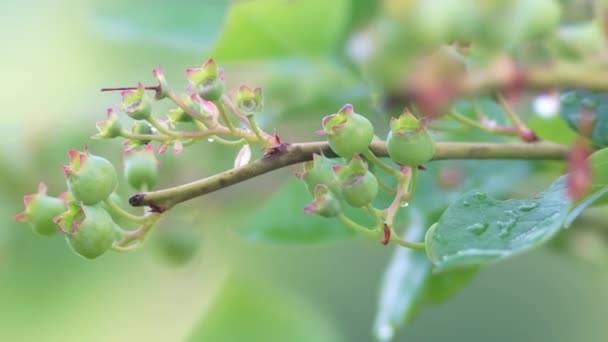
[374, 212, 477, 342]
[428, 176, 571, 272]
[374, 213, 430, 341]
[527, 115, 577, 145]
[188, 276, 341, 342]
[560, 89, 608, 147]
[94, 0, 229, 51]
[211, 0, 348, 60]
[239, 178, 371, 244]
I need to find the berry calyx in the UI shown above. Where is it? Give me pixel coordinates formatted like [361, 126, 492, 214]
[152, 65, 169, 100]
[186, 58, 224, 101]
[333, 155, 379, 208]
[15, 182, 67, 236]
[387, 109, 435, 166]
[235, 85, 263, 116]
[322, 104, 375, 159]
[63, 148, 118, 205]
[121, 83, 152, 120]
[55, 202, 116, 259]
[93, 108, 122, 139]
[124, 144, 159, 191]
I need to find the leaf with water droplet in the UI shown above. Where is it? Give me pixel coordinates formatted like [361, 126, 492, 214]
[427, 176, 571, 272]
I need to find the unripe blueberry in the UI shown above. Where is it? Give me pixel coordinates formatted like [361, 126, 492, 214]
[93, 108, 122, 139]
[168, 107, 193, 125]
[235, 85, 263, 116]
[63, 148, 118, 205]
[333, 155, 378, 208]
[297, 153, 344, 195]
[303, 184, 342, 217]
[322, 104, 374, 159]
[15, 182, 67, 237]
[153, 224, 200, 265]
[387, 109, 435, 166]
[557, 22, 604, 57]
[55, 202, 116, 259]
[130, 121, 154, 147]
[100, 192, 138, 230]
[124, 144, 159, 191]
[507, 0, 561, 43]
[186, 58, 224, 101]
[121, 83, 151, 120]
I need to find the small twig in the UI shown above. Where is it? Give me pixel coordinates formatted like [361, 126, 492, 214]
[129, 141, 570, 209]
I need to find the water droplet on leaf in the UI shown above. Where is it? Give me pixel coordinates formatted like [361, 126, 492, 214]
[467, 222, 488, 235]
[518, 202, 539, 212]
[561, 92, 577, 105]
[473, 192, 487, 200]
[400, 201, 409, 207]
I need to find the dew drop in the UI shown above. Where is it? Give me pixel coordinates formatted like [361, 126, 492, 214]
[497, 218, 517, 238]
[463, 201, 471, 207]
[473, 192, 487, 200]
[207, 138, 214, 142]
[518, 202, 539, 212]
[467, 222, 488, 235]
[400, 201, 409, 207]
[581, 97, 597, 109]
[560, 92, 577, 105]
[434, 232, 446, 242]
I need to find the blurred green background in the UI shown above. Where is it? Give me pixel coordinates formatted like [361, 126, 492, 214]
[1, 0, 608, 341]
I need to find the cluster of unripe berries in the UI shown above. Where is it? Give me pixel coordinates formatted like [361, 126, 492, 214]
[301, 104, 435, 217]
[15, 146, 159, 259]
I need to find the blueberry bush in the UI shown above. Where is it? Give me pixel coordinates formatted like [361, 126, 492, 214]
[9, 0, 608, 341]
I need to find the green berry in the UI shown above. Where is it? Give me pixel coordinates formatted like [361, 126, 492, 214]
[93, 108, 122, 139]
[303, 184, 342, 217]
[323, 104, 374, 159]
[507, 0, 561, 43]
[186, 58, 224, 101]
[298, 154, 344, 195]
[235, 85, 263, 115]
[121, 83, 151, 120]
[334, 155, 378, 208]
[15, 182, 67, 237]
[124, 144, 159, 191]
[99, 193, 139, 230]
[64, 148, 118, 205]
[56, 203, 116, 259]
[153, 224, 200, 265]
[130, 121, 154, 147]
[387, 109, 435, 166]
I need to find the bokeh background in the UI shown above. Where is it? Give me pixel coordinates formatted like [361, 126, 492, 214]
[1, 0, 608, 341]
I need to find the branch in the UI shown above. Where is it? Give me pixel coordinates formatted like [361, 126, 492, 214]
[129, 141, 570, 209]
